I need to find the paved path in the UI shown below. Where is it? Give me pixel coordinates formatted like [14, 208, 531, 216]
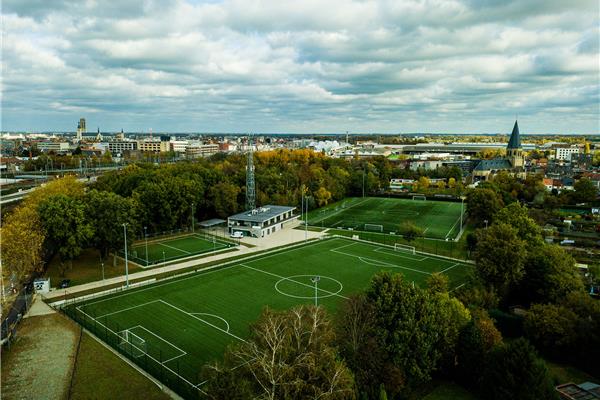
[44, 221, 323, 301]
[25, 294, 57, 317]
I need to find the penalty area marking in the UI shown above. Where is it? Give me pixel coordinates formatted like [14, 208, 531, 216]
[189, 313, 230, 333]
[275, 275, 343, 300]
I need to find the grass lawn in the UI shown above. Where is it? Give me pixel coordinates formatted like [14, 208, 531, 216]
[546, 359, 599, 384]
[63, 237, 472, 399]
[70, 332, 171, 400]
[307, 197, 464, 240]
[46, 248, 143, 288]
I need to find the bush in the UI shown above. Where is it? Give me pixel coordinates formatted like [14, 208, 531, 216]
[488, 309, 524, 338]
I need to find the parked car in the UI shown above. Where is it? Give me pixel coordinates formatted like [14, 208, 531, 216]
[230, 231, 244, 239]
[59, 279, 71, 289]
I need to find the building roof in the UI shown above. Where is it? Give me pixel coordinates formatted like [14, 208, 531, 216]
[229, 205, 296, 223]
[198, 218, 226, 228]
[473, 158, 513, 171]
[507, 120, 521, 149]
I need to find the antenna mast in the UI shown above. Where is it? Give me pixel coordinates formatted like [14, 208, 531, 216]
[246, 135, 256, 211]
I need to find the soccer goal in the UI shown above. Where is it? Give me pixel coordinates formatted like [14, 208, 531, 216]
[118, 329, 147, 358]
[412, 195, 426, 201]
[364, 223, 384, 232]
[394, 243, 416, 255]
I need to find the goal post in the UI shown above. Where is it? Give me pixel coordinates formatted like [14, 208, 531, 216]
[364, 223, 384, 232]
[412, 195, 426, 201]
[118, 329, 147, 358]
[394, 243, 416, 255]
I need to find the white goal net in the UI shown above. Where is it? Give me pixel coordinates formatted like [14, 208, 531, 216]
[364, 224, 383, 232]
[118, 329, 147, 358]
[412, 195, 426, 201]
[394, 243, 416, 255]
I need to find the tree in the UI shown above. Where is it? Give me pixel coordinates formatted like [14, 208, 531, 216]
[573, 177, 597, 203]
[210, 182, 240, 218]
[202, 305, 355, 400]
[38, 194, 94, 273]
[519, 244, 583, 305]
[524, 303, 578, 359]
[426, 272, 449, 294]
[314, 186, 333, 207]
[364, 272, 445, 396]
[456, 309, 502, 388]
[400, 221, 424, 242]
[337, 294, 382, 399]
[480, 338, 557, 400]
[1, 205, 45, 281]
[466, 188, 503, 227]
[474, 223, 527, 297]
[85, 190, 137, 266]
[493, 202, 542, 246]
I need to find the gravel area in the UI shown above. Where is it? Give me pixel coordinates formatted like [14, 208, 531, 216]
[1, 313, 79, 400]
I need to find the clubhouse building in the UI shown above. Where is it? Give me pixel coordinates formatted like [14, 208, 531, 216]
[228, 205, 298, 238]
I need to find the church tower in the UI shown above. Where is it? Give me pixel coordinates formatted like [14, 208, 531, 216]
[506, 120, 523, 168]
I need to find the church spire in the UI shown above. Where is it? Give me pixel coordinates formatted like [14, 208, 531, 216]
[507, 120, 521, 149]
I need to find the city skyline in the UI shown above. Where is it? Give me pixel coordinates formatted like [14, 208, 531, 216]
[2, 0, 599, 134]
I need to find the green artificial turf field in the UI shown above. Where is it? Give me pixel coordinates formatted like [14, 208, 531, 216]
[307, 197, 464, 240]
[126, 233, 233, 266]
[64, 237, 472, 398]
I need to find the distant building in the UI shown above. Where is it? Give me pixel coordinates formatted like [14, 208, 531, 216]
[76, 118, 86, 141]
[186, 144, 219, 158]
[472, 120, 525, 180]
[38, 141, 70, 153]
[138, 139, 170, 153]
[108, 141, 137, 155]
[555, 146, 580, 161]
[228, 205, 297, 238]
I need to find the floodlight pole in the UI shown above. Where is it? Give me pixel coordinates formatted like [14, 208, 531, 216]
[311, 276, 320, 307]
[101, 262, 105, 281]
[191, 202, 195, 233]
[304, 195, 308, 242]
[144, 226, 148, 264]
[122, 223, 129, 288]
[460, 196, 465, 232]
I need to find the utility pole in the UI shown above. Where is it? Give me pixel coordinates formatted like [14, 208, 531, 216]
[122, 223, 130, 288]
[362, 169, 365, 198]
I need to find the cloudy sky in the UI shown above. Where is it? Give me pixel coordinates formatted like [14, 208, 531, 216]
[2, 0, 598, 134]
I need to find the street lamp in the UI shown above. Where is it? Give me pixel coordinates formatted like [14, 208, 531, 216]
[162, 251, 166, 264]
[122, 223, 130, 288]
[101, 262, 105, 281]
[311, 276, 320, 307]
[460, 196, 466, 235]
[484, 219, 488, 229]
[144, 226, 148, 265]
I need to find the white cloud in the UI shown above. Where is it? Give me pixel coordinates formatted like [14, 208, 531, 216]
[1, 0, 598, 133]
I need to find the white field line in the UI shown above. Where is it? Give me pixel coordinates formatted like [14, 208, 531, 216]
[158, 242, 191, 254]
[445, 213, 462, 239]
[450, 282, 466, 292]
[373, 247, 427, 262]
[189, 313, 230, 333]
[75, 306, 200, 392]
[330, 248, 432, 275]
[95, 300, 161, 319]
[440, 263, 462, 273]
[309, 198, 371, 224]
[331, 219, 345, 227]
[239, 263, 349, 300]
[76, 239, 342, 309]
[159, 300, 246, 342]
[127, 325, 187, 364]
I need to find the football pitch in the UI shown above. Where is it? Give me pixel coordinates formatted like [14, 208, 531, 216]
[307, 197, 464, 239]
[64, 237, 472, 398]
[125, 233, 234, 266]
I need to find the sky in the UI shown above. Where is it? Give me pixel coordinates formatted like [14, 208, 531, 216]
[1, 0, 599, 134]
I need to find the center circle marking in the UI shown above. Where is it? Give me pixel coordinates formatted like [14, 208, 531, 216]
[275, 275, 343, 299]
